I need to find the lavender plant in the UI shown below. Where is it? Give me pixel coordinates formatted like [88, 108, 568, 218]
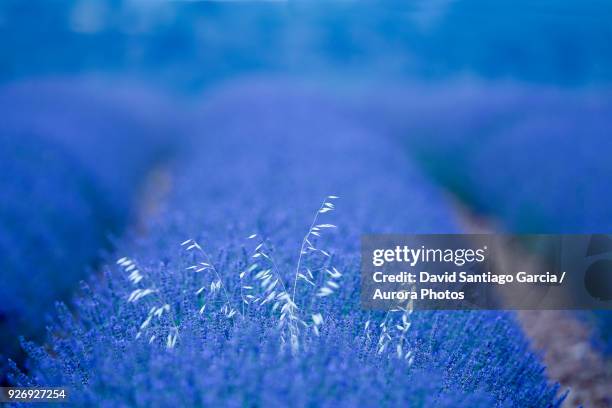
[0, 79, 186, 364]
[0, 78, 185, 213]
[0, 133, 115, 362]
[368, 84, 612, 358]
[460, 102, 612, 356]
[365, 83, 612, 233]
[8, 82, 564, 407]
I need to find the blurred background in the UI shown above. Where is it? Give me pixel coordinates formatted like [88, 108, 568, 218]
[2, 1, 612, 88]
[1, 0, 611, 405]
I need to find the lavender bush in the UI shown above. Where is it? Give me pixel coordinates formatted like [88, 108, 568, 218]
[465, 101, 612, 233]
[0, 78, 186, 362]
[356, 83, 612, 221]
[8, 82, 563, 406]
[462, 92, 612, 354]
[0, 78, 185, 210]
[359, 83, 612, 356]
[362, 83, 612, 232]
[0, 133, 115, 361]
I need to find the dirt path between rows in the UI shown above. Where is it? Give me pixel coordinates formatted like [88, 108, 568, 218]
[134, 163, 174, 236]
[454, 200, 612, 407]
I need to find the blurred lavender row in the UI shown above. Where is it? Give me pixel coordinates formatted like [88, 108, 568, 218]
[0, 78, 189, 360]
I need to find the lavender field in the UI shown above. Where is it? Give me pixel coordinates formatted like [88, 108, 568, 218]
[1, 1, 611, 407]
